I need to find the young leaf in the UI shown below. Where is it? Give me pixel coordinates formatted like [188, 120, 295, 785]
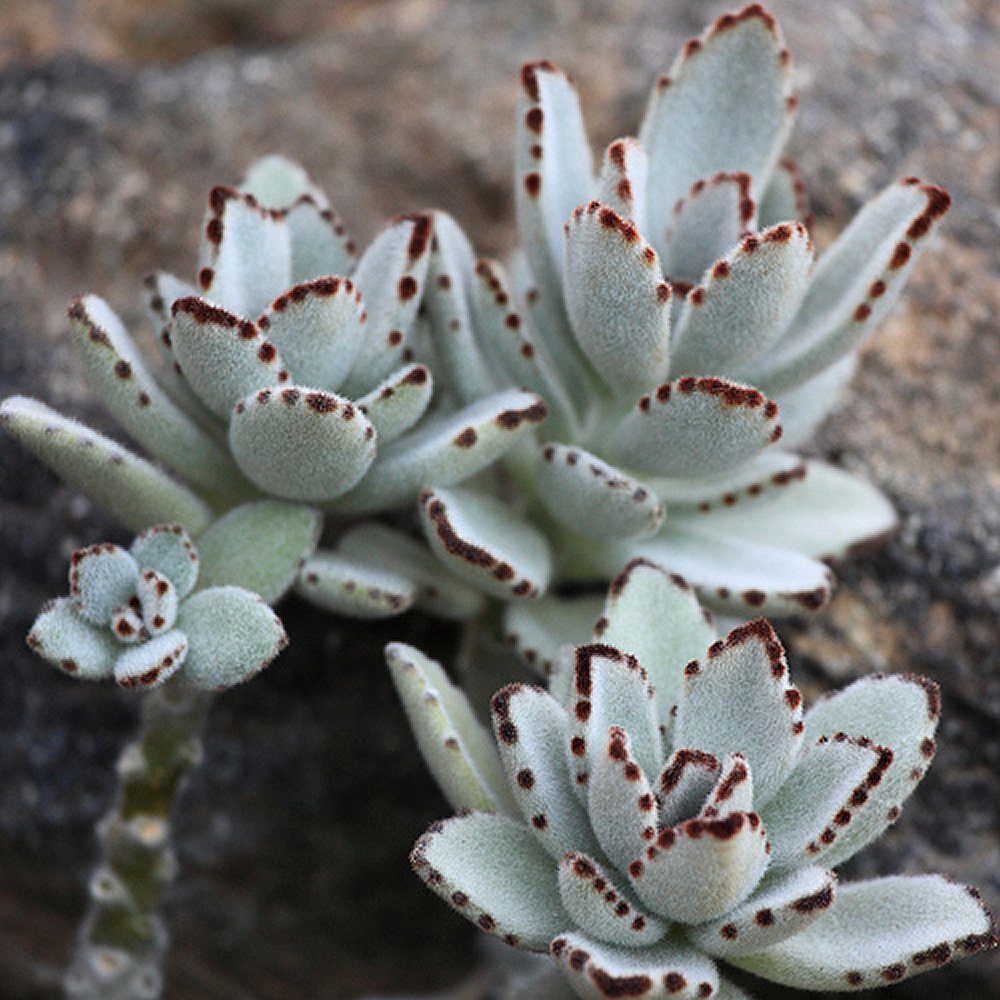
[26, 598, 118, 680]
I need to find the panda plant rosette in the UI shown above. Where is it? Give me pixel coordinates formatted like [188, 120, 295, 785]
[390, 559, 996, 999]
[413, 3, 950, 642]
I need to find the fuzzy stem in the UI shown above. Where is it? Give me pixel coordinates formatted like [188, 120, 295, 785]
[63, 678, 213, 1000]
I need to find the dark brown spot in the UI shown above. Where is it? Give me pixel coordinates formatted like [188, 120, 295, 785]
[720, 924, 738, 940]
[60, 658, 79, 674]
[281, 388, 300, 406]
[854, 303, 872, 323]
[453, 427, 477, 448]
[477, 914, 496, 931]
[920, 737, 936, 758]
[531, 814, 547, 829]
[664, 971, 687, 993]
[398, 275, 419, 301]
[113, 359, 132, 379]
[755, 908, 775, 926]
[570, 736, 587, 756]
[387, 330, 403, 347]
[890, 242, 912, 269]
[881, 963, 906, 982]
[712, 260, 730, 280]
[524, 172, 542, 197]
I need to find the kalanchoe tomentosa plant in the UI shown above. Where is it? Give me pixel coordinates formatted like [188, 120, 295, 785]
[0, 155, 547, 619]
[413, 3, 950, 626]
[25, 519, 298, 1000]
[389, 560, 996, 998]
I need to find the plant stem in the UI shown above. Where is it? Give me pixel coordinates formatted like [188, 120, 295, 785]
[63, 678, 213, 1000]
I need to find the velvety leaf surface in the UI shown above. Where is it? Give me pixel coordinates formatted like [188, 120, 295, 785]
[756, 158, 810, 230]
[295, 551, 417, 619]
[176, 586, 287, 689]
[68, 543, 139, 625]
[595, 559, 716, 722]
[563, 201, 672, 396]
[608, 376, 781, 479]
[113, 629, 187, 690]
[355, 363, 433, 444]
[730, 875, 997, 990]
[639, 6, 793, 252]
[26, 598, 119, 680]
[228, 386, 376, 501]
[502, 594, 604, 677]
[285, 195, 358, 283]
[674, 620, 803, 806]
[491, 683, 602, 861]
[256, 277, 367, 392]
[135, 568, 178, 635]
[197, 186, 292, 318]
[386, 642, 514, 814]
[194, 500, 321, 603]
[595, 137, 649, 227]
[332, 390, 547, 513]
[411, 811, 569, 952]
[535, 442, 664, 540]
[67, 294, 246, 497]
[669, 222, 814, 378]
[659, 171, 756, 286]
[689, 864, 837, 958]
[130, 525, 199, 600]
[551, 931, 720, 1000]
[0, 397, 212, 533]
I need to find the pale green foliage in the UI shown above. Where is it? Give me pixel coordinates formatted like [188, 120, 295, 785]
[391, 561, 996, 997]
[416, 3, 950, 620]
[28, 524, 287, 691]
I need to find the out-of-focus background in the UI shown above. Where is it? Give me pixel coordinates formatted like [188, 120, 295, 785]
[1, 1, 997, 997]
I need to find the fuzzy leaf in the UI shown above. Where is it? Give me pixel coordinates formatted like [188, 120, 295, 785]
[424, 211, 497, 404]
[669, 223, 814, 378]
[296, 551, 417, 618]
[228, 385, 376, 501]
[757, 158, 810, 230]
[285, 196, 358, 283]
[625, 523, 834, 616]
[470, 258, 578, 437]
[570, 644, 661, 786]
[535, 442, 664, 540]
[730, 875, 997, 990]
[563, 201, 672, 396]
[340, 213, 433, 394]
[557, 852, 666, 948]
[0, 397, 211, 534]
[596, 559, 716, 722]
[801, 673, 941, 868]
[411, 811, 568, 952]
[674, 620, 803, 806]
[176, 586, 287, 689]
[752, 179, 951, 395]
[136, 568, 178, 636]
[660, 172, 756, 285]
[502, 594, 604, 677]
[355, 364, 433, 444]
[491, 683, 603, 861]
[194, 500, 321, 603]
[588, 727, 657, 873]
[169, 297, 287, 420]
[69, 543, 140, 625]
[668, 459, 897, 563]
[130, 525, 199, 599]
[689, 865, 837, 958]
[240, 155, 325, 209]
[639, 6, 793, 250]
[198, 186, 291, 318]
[26, 598, 118, 680]
[336, 523, 485, 620]
[631, 808, 769, 924]
[515, 61, 594, 309]
[608, 376, 781, 479]
[334, 391, 547, 514]
[596, 137, 649, 227]
[657, 748, 721, 829]
[386, 642, 514, 814]
[551, 931, 720, 1000]
[67, 294, 247, 497]
[113, 630, 187, 690]
[256, 277, 366, 392]
[419, 487, 552, 601]
[760, 735, 889, 869]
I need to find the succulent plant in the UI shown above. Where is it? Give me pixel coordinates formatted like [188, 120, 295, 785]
[389, 559, 996, 998]
[0, 156, 546, 619]
[27, 522, 288, 691]
[414, 4, 950, 625]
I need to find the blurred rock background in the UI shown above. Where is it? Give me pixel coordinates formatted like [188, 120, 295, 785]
[0, 0, 997, 997]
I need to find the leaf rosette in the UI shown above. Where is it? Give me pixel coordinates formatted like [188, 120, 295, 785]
[390, 560, 996, 998]
[27, 524, 287, 691]
[418, 4, 950, 619]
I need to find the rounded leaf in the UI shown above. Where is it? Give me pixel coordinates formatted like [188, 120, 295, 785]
[130, 525, 199, 599]
[113, 630, 187, 690]
[176, 586, 287, 690]
[228, 386, 376, 501]
[27, 598, 118, 680]
[69, 543, 140, 626]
